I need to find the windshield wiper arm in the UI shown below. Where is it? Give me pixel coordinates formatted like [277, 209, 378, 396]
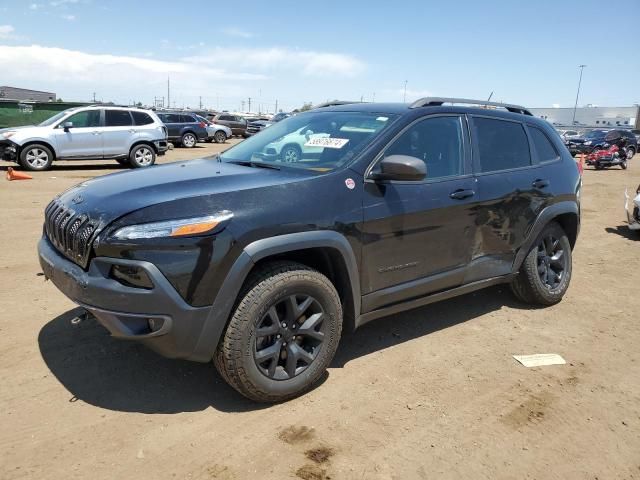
[224, 159, 281, 170]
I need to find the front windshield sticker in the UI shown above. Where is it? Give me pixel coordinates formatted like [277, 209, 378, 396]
[304, 137, 349, 149]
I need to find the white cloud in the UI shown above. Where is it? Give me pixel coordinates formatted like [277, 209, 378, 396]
[378, 87, 434, 102]
[61, 14, 75, 20]
[49, 0, 80, 6]
[221, 27, 254, 39]
[187, 47, 365, 78]
[0, 25, 15, 39]
[29, 3, 41, 10]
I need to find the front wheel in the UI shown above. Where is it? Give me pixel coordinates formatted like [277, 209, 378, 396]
[214, 131, 227, 144]
[281, 144, 302, 163]
[19, 144, 54, 171]
[129, 144, 156, 168]
[214, 262, 342, 402]
[511, 222, 572, 306]
[181, 132, 197, 148]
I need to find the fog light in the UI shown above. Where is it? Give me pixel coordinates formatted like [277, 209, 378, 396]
[110, 265, 153, 289]
[148, 317, 164, 332]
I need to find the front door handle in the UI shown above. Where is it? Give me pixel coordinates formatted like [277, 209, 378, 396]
[450, 189, 475, 200]
[532, 179, 550, 189]
[129, 129, 138, 133]
[92, 131, 101, 135]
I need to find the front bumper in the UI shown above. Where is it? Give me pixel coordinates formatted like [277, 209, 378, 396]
[38, 236, 212, 360]
[0, 140, 18, 161]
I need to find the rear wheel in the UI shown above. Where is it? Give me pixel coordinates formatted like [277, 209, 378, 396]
[214, 131, 227, 144]
[181, 132, 197, 148]
[214, 261, 342, 402]
[621, 160, 627, 170]
[511, 222, 572, 306]
[626, 147, 635, 158]
[129, 144, 156, 168]
[19, 144, 53, 171]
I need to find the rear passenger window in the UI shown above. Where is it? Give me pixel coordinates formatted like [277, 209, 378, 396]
[384, 116, 464, 179]
[473, 117, 531, 172]
[105, 110, 133, 127]
[165, 114, 182, 123]
[219, 115, 233, 121]
[180, 115, 195, 123]
[132, 111, 154, 126]
[529, 127, 559, 163]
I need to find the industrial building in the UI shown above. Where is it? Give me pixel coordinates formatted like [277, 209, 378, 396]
[529, 106, 639, 129]
[0, 86, 56, 102]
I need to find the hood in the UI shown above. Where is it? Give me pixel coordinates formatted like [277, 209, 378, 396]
[54, 159, 313, 229]
[0, 125, 35, 136]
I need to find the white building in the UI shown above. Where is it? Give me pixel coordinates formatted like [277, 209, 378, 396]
[529, 106, 639, 129]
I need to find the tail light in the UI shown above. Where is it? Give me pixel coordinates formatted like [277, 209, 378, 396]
[199, 122, 207, 128]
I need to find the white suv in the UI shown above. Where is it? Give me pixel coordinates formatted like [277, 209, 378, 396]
[0, 106, 168, 171]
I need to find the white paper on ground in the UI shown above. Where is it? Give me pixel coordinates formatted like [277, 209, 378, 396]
[513, 353, 566, 367]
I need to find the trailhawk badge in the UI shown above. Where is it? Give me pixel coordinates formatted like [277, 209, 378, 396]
[345, 178, 356, 190]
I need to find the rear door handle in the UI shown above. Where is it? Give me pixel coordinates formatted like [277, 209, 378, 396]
[450, 189, 475, 200]
[532, 179, 550, 189]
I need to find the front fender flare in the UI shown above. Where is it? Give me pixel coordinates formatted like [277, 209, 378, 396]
[189, 231, 361, 362]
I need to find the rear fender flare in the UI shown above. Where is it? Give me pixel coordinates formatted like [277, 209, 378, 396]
[513, 201, 579, 272]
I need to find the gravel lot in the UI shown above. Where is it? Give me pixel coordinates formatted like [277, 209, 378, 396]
[1, 142, 639, 480]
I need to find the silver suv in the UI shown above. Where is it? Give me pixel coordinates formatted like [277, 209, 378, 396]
[0, 106, 168, 171]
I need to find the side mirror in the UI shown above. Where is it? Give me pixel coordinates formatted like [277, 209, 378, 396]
[63, 121, 73, 131]
[370, 155, 426, 181]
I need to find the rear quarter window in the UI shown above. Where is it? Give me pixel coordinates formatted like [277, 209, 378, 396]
[529, 126, 559, 163]
[132, 111, 154, 126]
[472, 117, 531, 172]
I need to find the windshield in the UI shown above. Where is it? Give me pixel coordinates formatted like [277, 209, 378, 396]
[38, 109, 74, 127]
[584, 130, 605, 139]
[220, 111, 396, 172]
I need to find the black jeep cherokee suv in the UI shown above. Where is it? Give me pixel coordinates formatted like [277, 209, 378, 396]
[38, 98, 581, 402]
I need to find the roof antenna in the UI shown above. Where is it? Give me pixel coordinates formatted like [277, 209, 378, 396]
[487, 91, 494, 101]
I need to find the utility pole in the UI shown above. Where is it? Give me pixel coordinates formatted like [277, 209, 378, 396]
[372, 92, 376, 102]
[275, 99, 278, 113]
[92, 92, 96, 102]
[241, 100, 245, 112]
[167, 76, 171, 111]
[403, 80, 408, 103]
[248, 97, 251, 113]
[199, 96, 202, 110]
[572, 65, 586, 125]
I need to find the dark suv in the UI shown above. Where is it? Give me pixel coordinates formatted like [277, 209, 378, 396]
[212, 113, 249, 137]
[38, 98, 581, 402]
[567, 129, 637, 157]
[156, 112, 208, 147]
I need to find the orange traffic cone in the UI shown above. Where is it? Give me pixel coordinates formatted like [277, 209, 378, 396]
[6, 167, 33, 181]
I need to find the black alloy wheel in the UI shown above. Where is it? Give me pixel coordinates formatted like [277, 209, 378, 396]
[254, 294, 326, 380]
[536, 234, 567, 291]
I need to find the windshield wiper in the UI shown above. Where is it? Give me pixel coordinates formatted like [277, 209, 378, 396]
[226, 159, 280, 170]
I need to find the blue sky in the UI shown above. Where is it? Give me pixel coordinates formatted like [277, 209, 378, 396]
[0, 0, 638, 112]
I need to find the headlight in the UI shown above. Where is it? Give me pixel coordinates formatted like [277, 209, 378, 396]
[1, 131, 16, 139]
[112, 211, 233, 240]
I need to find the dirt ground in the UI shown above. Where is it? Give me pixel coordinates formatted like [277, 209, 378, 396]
[1, 142, 639, 480]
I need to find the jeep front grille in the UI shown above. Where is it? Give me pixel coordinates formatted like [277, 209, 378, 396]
[44, 200, 98, 268]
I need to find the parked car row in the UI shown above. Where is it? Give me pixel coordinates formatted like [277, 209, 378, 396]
[155, 112, 231, 147]
[563, 128, 637, 157]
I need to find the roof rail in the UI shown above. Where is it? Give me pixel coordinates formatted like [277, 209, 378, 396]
[312, 100, 365, 109]
[409, 97, 532, 116]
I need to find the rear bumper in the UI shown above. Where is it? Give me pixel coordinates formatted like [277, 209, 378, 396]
[38, 236, 213, 361]
[154, 139, 168, 155]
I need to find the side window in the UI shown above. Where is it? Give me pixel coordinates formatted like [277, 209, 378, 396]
[219, 115, 232, 121]
[132, 111, 154, 126]
[383, 116, 464, 179]
[165, 114, 181, 123]
[63, 110, 101, 128]
[472, 117, 531, 172]
[180, 115, 194, 123]
[529, 127, 559, 163]
[105, 110, 133, 127]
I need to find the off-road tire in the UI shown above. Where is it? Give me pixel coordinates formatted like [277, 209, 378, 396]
[214, 261, 342, 402]
[19, 144, 54, 171]
[511, 222, 572, 306]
